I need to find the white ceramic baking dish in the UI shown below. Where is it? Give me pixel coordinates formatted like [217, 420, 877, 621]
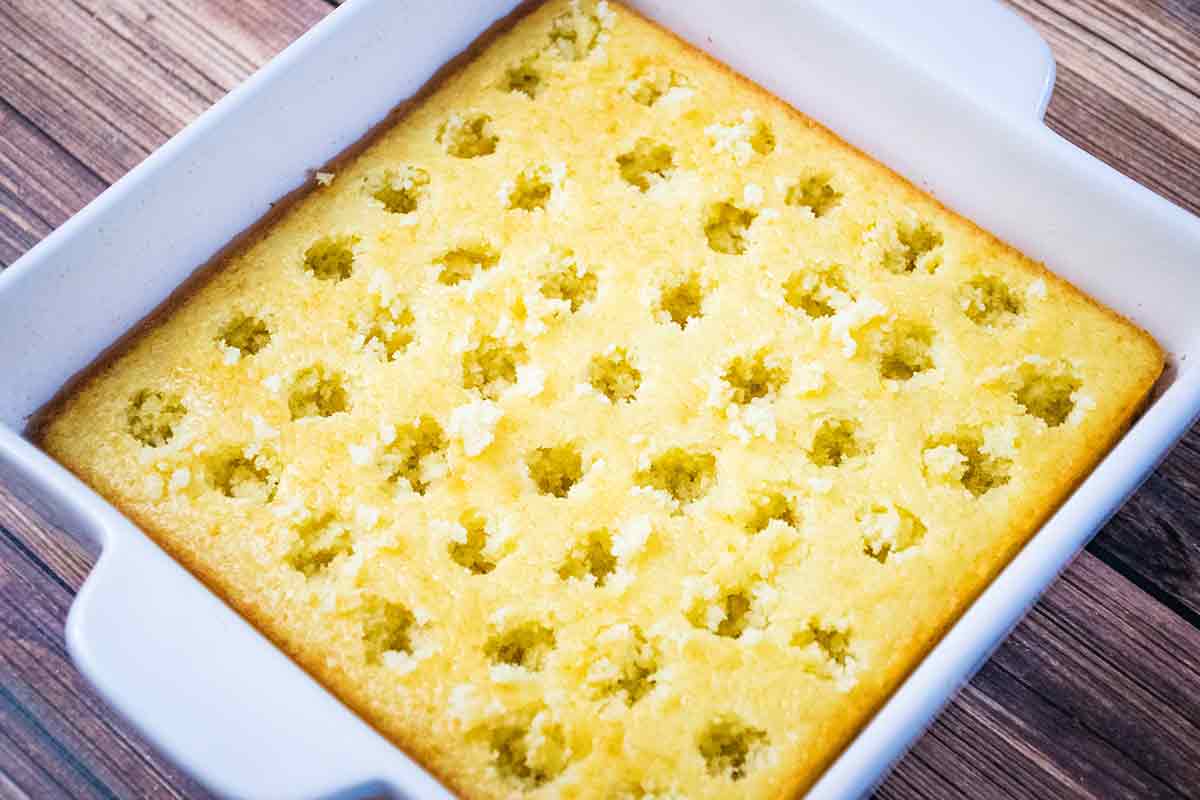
[1, 0, 1198, 797]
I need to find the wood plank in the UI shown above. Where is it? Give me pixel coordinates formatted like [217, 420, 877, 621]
[1010, 0, 1200, 143]
[0, 6, 164, 182]
[1012, 0, 1200, 103]
[0, 528, 210, 799]
[916, 678, 1174, 799]
[999, 557, 1200, 791]
[0, 0, 328, 267]
[1089, 429, 1200, 625]
[0, 0, 329, 187]
[0, 100, 108, 275]
[0, 490, 93, 595]
[882, 555, 1200, 799]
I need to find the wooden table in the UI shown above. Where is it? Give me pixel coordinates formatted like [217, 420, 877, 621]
[2, 1, 1198, 797]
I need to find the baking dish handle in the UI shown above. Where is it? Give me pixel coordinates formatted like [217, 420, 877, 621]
[0, 425, 418, 799]
[821, 0, 1056, 122]
[62, 502, 450, 799]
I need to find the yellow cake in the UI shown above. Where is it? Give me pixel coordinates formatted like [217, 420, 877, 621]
[39, 1, 1163, 797]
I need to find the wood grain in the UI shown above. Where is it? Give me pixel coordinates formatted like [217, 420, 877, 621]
[0, 1, 1198, 798]
[887, 555, 1200, 800]
[0, 527, 207, 799]
[0, 102, 106, 268]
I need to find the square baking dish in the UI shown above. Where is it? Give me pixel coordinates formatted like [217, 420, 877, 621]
[1, 1, 1199, 797]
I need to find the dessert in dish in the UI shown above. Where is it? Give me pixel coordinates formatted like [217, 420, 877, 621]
[39, 1, 1163, 796]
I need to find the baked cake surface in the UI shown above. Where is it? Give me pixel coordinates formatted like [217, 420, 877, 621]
[40, 1, 1163, 797]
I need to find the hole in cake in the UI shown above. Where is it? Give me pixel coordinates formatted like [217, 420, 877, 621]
[707, 113, 774, 163]
[355, 300, 414, 361]
[786, 173, 843, 217]
[591, 626, 659, 706]
[723, 350, 789, 404]
[500, 54, 544, 98]
[487, 715, 570, 788]
[360, 596, 416, 664]
[588, 348, 642, 403]
[611, 651, 657, 707]
[449, 510, 496, 575]
[380, 416, 447, 494]
[883, 221, 943, 274]
[791, 618, 853, 668]
[626, 64, 690, 106]
[636, 448, 717, 505]
[437, 242, 500, 286]
[205, 447, 279, 502]
[698, 717, 768, 781]
[490, 724, 537, 785]
[437, 112, 498, 158]
[485, 622, 556, 670]
[288, 365, 349, 419]
[746, 491, 800, 534]
[463, 337, 528, 399]
[527, 443, 584, 498]
[923, 428, 1012, 497]
[859, 503, 926, 563]
[879, 321, 935, 381]
[540, 249, 597, 311]
[1013, 361, 1082, 428]
[286, 513, 353, 578]
[657, 273, 705, 328]
[784, 266, 853, 319]
[557, 528, 616, 586]
[547, 0, 606, 61]
[689, 587, 753, 639]
[704, 201, 757, 255]
[617, 138, 675, 192]
[366, 166, 429, 214]
[126, 389, 186, 447]
[809, 419, 869, 467]
[749, 119, 775, 156]
[217, 312, 271, 357]
[303, 235, 358, 282]
[506, 165, 554, 211]
[960, 274, 1023, 327]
